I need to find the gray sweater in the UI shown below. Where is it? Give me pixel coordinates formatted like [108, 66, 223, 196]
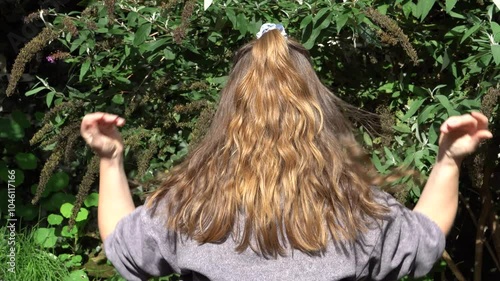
[104, 189, 445, 281]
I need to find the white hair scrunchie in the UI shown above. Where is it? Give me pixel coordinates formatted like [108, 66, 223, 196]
[256, 23, 287, 39]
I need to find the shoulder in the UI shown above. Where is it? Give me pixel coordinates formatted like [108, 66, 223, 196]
[355, 187, 446, 280]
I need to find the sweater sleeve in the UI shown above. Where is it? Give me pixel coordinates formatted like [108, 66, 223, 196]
[357, 190, 446, 280]
[103, 205, 178, 281]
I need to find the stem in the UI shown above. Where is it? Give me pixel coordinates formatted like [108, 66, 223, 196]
[442, 250, 466, 281]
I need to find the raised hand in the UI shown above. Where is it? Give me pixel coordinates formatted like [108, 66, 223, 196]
[438, 112, 493, 163]
[80, 112, 126, 159]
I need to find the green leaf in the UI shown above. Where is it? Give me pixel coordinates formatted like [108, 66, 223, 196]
[491, 44, 500, 65]
[441, 49, 450, 71]
[76, 208, 89, 222]
[42, 192, 75, 212]
[146, 38, 168, 52]
[401, 98, 427, 121]
[412, 184, 422, 197]
[445, 0, 458, 13]
[303, 28, 321, 50]
[371, 153, 385, 173]
[418, 104, 437, 123]
[378, 82, 394, 93]
[235, 13, 248, 35]
[491, 22, 500, 42]
[435, 95, 460, 116]
[133, 23, 152, 46]
[34, 228, 58, 248]
[0, 117, 24, 140]
[84, 193, 99, 208]
[417, 0, 436, 21]
[460, 23, 481, 44]
[2, 169, 24, 185]
[64, 270, 89, 281]
[384, 147, 397, 165]
[127, 11, 138, 26]
[47, 214, 64, 225]
[70, 38, 84, 52]
[115, 76, 131, 84]
[71, 255, 83, 264]
[314, 8, 332, 30]
[17, 203, 38, 221]
[11, 110, 30, 129]
[112, 94, 125, 104]
[25, 86, 46, 96]
[363, 132, 372, 147]
[46, 91, 55, 107]
[393, 124, 411, 133]
[47, 172, 70, 193]
[79, 59, 91, 82]
[300, 15, 312, 29]
[61, 225, 78, 238]
[15, 152, 37, 170]
[336, 13, 349, 34]
[60, 202, 74, 218]
[163, 49, 176, 60]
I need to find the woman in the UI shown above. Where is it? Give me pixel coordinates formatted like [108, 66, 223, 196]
[80, 24, 492, 280]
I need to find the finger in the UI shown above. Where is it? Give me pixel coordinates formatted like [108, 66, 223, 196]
[440, 114, 478, 133]
[470, 111, 489, 130]
[98, 113, 126, 127]
[474, 129, 493, 140]
[81, 113, 124, 133]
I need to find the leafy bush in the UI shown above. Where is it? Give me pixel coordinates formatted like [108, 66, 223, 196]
[1, 0, 500, 280]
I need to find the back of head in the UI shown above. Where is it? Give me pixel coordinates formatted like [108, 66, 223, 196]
[148, 28, 388, 258]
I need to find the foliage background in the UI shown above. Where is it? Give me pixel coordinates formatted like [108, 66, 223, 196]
[1, 0, 500, 280]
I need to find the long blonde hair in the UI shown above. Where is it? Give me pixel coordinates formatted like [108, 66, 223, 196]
[148, 30, 389, 257]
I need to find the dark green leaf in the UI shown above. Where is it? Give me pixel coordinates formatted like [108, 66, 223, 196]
[441, 49, 450, 71]
[46, 91, 55, 107]
[336, 13, 349, 34]
[0, 118, 24, 140]
[417, 0, 436, 21]
[11, 110, 30, 129]
[79, 59, 91, 82]
[47, 172, 70, 193]
[460, 23, 481, 43]
[15, 152, 37, 170]
[133, 23, 152, 46]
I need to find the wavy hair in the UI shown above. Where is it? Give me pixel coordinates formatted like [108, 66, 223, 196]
[148, 30, 390, 257]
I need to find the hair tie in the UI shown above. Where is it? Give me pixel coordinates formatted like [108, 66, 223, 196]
[256, 23, 287, 39]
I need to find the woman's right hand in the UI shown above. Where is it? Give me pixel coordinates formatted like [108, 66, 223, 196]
[80, 112, 126, 159]
[438, 112, 493, 164]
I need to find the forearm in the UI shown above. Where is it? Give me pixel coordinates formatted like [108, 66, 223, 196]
[98, 156, 135, 241]
[413, 155, 461, 235]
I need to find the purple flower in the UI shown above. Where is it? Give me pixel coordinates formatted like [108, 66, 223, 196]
[46, 56, 55, 63]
